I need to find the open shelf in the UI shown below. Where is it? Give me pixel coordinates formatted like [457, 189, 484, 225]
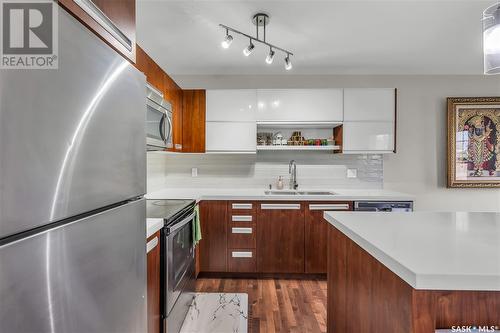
[256, 145, 341, 151]
[256, 121, 342, 129]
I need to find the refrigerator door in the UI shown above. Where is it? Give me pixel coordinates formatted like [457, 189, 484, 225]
[0, 8, 146, 238]
[0, 199, 147, 333]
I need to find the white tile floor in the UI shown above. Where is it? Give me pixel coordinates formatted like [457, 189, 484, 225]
[180, 293, 248, 333]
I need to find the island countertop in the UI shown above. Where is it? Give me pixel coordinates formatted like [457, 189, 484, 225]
[324, 211, 500, 291]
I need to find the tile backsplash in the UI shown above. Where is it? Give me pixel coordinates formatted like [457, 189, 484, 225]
[147, 151, 383, 193]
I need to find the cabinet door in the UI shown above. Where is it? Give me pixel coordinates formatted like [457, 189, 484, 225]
[199, 201, 227, 272]
[256, 89, 343, 122]
[206, 122, 256, 153]
[257, 203, 305, 273]
[206, 90, 257, 122]
[146, 232, 161, 333]
[305, 202, 353, 274]
[343, 122, 395, 153]
[344, 88, 395, 122]
[59, 0, 136, 62]
[182, 90, 206, 153]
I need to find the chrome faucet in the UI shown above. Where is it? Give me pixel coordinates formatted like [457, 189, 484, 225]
[289, 160, 298, 190]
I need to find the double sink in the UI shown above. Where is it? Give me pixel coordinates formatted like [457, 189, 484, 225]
[264, 190, 337, 196]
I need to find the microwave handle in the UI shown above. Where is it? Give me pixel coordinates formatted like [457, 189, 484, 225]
[159, 114, 166, 142]
[165, 114, 172, 143]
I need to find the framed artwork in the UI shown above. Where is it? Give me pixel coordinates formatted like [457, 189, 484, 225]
[448, 97, 500, 188]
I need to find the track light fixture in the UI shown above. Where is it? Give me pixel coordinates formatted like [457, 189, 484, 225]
[243, 39, 255, 56]
[285, 54, 292, 70]
[221, 29, 233, 49]
[265, 48, 275, 64]
[219, 13, 294, 70]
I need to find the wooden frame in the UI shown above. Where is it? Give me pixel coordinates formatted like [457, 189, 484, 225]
[447, 97, 500, 188]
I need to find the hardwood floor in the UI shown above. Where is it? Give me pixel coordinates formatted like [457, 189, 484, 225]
[195, 278, 327, 333]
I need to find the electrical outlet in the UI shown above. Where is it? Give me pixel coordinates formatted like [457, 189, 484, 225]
[191, 167, 198, 177]
[347, 168, 357, 178]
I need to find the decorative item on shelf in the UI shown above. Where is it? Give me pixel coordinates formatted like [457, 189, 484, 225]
[219, 13, 294, 71]
[257, 132, 273, 146]
[273, 132, 284, 145]
[289, 131, 304, 146]
[327, 137, 336, 146]
[447, 97, 500, 187]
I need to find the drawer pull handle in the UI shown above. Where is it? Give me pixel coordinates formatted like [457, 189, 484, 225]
[146, 237, 158, 253]
[261, 204, 300, 210]
[232, 227, 252, 234]
[232, 203, 253, 210]
[232, 215, 252, 222]
[232, 251, 253, 258]
[309, 204, 350, 211]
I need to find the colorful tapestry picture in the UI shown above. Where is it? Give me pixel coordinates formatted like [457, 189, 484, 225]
[448, 97, 500, 188]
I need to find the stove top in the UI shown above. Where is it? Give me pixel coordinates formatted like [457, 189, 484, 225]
[146, 199, 195, 225]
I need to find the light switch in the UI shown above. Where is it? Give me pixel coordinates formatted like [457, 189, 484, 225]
[191, 167, 198, 177]
[347, 168, 357, 178]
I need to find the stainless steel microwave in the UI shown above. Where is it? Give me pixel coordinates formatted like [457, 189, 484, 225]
[146, 83, 172, 150]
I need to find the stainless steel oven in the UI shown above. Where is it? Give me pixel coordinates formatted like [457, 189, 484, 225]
[146, 83, 172, 150]
[147, 199, 196, 333]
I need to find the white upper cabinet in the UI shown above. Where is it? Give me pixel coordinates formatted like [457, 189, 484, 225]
[343, 88, 395, 121]
[256, 89, 343, 122]
[342, 122, 395, 153]
[206, 122, 256, 153]
[206, 90, 257, 122]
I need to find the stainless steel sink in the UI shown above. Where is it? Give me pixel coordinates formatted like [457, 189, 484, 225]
[297, 191, 336, 195]
[264, 190, 336, 196]
[264, 190, 299, 195]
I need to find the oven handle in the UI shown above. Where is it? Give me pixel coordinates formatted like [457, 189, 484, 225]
[168, 212, 196, 233]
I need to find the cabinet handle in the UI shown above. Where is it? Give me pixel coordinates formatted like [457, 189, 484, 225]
[309, 204, 350, 211]
[232, 251, 253, 258]
[232, 227, 252, 234]
[232, 203, 252, 210]
[261, 204, 301, 210]
[146, 237, 158, 253]
[74, 0, 132, 51]
[232, 215, 252, 222]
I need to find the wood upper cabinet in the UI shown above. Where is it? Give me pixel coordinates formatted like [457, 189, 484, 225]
[256, 89, 343, 122]
[257, 202, 305, 273]
[305, 202, 353, 274]
[182, 90, 206, 153]
[146, 231, 160, 333]
[59, 0, 136, 62]
[199, 201, 227, 272]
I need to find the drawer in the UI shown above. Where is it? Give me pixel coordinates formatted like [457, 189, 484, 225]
[228, 249, 256, 273]
[228, 225, 256, 248]
[229, 201, 256, 215]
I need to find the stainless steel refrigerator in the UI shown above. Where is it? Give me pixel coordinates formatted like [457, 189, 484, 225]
[0, 7, 147, 333]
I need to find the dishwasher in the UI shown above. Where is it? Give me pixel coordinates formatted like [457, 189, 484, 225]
[354, 201, 413, 212]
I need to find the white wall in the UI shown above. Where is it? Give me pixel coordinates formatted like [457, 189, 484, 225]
[173, 74, 500, 211]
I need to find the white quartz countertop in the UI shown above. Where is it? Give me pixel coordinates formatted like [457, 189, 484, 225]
[324, 211, 500, 291]
[146, 188, 413, 202]
[146, 218, 163, 239]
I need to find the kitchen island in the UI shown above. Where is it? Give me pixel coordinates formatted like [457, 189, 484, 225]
[324, 211, 500, 333]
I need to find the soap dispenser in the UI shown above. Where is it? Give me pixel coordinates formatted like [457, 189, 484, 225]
[277, 176, 284, 190]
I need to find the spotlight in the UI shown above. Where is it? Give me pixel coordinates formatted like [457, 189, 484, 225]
[284, 55, 292, 70]
[221, 30, 233, 49]
[265, 48, 275, 64]
[243, 40, 255, 56]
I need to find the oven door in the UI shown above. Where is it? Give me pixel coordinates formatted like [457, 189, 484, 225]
[146, 99, 172, 149]
[165, 211, 195, 316]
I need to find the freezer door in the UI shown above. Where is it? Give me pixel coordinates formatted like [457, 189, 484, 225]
[0, 8, 146, 238]
[0, 199, 147, 333]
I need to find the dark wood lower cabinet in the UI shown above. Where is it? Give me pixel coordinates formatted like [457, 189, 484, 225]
[199, 201, 228, 272]
[257, 202, 305, 273]
[305, 202, 353, 274]
[146, 231, 160, 333]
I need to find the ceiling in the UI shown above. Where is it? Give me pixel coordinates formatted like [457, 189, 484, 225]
[137, 0, 492, 76]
